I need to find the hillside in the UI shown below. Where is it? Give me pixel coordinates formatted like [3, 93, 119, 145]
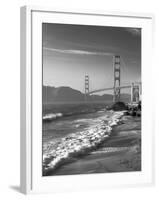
[42, 86, 130, 104]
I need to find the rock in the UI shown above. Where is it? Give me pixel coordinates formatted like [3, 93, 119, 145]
[109, 102, 127, 111]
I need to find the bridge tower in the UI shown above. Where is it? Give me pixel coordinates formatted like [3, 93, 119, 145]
[85, 75, 89, 101]
[113, 55, 121, 102]
[131, 83, 140, 103]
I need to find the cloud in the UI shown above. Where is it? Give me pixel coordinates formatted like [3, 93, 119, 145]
[126, 28, 141, 36]
[43, 47, 114, 56]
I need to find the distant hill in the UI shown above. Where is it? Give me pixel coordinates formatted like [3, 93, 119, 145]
[43, 86, 84, 103]
[43, 86, 131, 104]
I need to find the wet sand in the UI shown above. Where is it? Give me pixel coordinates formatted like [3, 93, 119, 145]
[49, 115, 141, 175]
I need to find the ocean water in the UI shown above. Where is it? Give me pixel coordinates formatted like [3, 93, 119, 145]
[42, 102, 125, 175]
[42, 102, 109, 143]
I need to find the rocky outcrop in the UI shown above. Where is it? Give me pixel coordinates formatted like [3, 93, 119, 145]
[107, 101, 128, 111]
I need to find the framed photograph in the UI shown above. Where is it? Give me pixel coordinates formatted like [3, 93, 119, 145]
[20, 6, 154, 194]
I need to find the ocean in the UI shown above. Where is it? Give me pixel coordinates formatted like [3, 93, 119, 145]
[42, 102, 126, 175]
[43, 103, 109, 143]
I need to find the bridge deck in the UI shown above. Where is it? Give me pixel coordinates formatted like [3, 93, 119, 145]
[88, 85, 140, 95]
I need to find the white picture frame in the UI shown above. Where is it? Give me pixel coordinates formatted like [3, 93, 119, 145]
[20, 6, 154, 194]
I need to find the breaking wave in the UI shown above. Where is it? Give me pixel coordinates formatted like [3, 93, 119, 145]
[43, 113, 63, 121]
[43, 111, 125, 175]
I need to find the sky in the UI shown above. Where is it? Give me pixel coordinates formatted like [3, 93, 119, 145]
[42, 23, 141, 94]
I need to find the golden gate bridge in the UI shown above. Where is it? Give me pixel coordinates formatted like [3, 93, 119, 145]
[84, 55, 141, 103]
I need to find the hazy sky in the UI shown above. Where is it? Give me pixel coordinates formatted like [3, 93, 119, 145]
[42, 23, 141, 94]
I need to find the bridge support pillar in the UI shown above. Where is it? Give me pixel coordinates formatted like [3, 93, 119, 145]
[131, 83, 134, 103]
[131, 83, 140, 103]
[85, 75, 89, 101]
[113, 55, 121, 102]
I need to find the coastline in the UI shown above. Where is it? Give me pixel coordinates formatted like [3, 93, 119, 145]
[43, 110, 141, 176]
[43, 112, 141, 176]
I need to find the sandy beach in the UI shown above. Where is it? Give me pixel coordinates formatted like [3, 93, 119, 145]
[43, 113, 141, 176]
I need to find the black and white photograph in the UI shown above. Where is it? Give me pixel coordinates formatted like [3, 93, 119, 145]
[42, 23, 141, 176]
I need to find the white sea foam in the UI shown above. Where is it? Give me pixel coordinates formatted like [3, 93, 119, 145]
[91, 147, 130, 154]
[43, 113, 63, 121]
[43, 111, 125, 174]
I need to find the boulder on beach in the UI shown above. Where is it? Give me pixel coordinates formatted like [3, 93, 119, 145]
[109, 102, 127, 111]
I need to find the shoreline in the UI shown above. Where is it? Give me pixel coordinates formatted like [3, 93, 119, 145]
[42, 111, 133, 176]
[43, 113, 141, 176]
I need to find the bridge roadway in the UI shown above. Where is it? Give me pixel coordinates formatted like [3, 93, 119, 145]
[88, 83, 141, 95]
